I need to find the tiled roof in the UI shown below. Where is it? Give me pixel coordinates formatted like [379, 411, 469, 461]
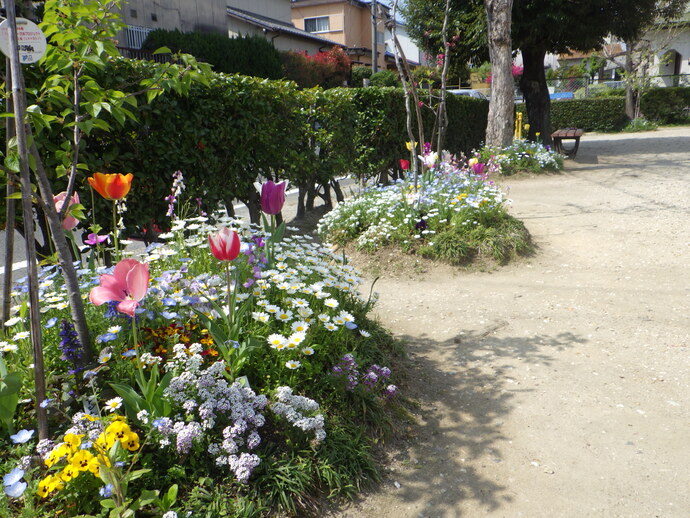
[226, 6, 343, 47]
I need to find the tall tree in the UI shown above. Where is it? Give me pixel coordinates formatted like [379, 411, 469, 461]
[484, 0, 514, 147]
[405, 0, 687, 144]
[513, 0, 688, 143]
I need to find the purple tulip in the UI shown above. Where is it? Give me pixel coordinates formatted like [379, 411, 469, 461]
[472, 162, 486, 175]
[260, 181, 286, 215]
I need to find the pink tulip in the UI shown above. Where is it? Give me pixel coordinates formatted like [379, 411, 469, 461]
[84, 233, 109, 246]
[260, 181, 286, 215]
[89, 259, 149, 317]
[208, 227, 241, 261]
[53, 191, 80, 230]
[472, 162, 486, 175]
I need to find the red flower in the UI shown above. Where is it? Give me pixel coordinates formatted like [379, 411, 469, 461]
[208, 227, 241, 261]
[399, 159, 410, 171]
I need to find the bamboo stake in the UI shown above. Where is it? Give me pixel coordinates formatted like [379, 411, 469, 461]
[2, 57, 16, 327]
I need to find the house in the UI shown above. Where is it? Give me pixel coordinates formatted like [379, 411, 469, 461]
[647, 6, 690, 86]
[290, 0, 421, 70]
[118, 0, 340, 55]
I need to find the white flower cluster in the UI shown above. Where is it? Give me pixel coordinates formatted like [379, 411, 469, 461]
[160, 352, 268, 483]
[271, 386, 326, 442]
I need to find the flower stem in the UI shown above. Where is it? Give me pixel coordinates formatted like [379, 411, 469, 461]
[112, 200, 119, 262]
[225, 262, 233, 321]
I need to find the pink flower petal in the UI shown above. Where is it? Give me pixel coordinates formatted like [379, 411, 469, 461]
[117, 300, 139, 317]
[125, 262, 149, 301]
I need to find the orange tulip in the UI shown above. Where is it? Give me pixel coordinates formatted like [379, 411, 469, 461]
[88, 173, 133, 200]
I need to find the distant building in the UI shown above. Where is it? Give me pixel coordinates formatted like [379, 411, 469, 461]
[291, 0, 421, 70]
[648, 6, 690, 85]
[118, 0, 339, 55]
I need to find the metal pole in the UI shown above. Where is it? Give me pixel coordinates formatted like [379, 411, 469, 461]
[5, 0, 49, 440]
[371, 0, 378, 74]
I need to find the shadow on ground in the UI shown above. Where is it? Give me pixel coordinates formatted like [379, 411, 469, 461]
[352, 327, 587, 517]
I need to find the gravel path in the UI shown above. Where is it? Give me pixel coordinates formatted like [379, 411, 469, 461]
[329, 126, 690, 518]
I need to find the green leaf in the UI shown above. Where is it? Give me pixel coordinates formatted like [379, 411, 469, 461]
[4, 154, 20, 173]
[100, 499, 116, 509]
[125, 468, 151, 483]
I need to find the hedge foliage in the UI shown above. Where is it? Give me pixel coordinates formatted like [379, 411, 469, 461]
[517, 97, 628, 132]
[141, 29, 283, 79]
[640, 87, 690, 124]
[24, 59, 488, 235]
[517, 87, 690, 132]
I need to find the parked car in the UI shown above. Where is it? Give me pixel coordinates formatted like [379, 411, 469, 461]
[447, 89, 488, 100]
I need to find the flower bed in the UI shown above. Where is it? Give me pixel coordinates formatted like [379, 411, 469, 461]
[479, 139, 564, 176]
[0, 209, 401, 516]
[318, 150, 533, 265]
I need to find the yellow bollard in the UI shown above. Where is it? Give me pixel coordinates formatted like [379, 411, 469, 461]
[514, 112, 523, 140]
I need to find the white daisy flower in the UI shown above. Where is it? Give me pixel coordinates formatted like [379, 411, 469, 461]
[285, 360, 301, 370]
[104, 397, 123, 413]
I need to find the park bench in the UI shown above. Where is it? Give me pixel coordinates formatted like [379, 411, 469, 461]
[551, 128, 584, 157]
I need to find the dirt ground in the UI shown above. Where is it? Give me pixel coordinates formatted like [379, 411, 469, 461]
[326, 126, 690, 518]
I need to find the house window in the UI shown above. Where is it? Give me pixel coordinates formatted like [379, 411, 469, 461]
[129, 9, 137, 18]
[151, 13, 158, 22]
[304, 16, 330, 33]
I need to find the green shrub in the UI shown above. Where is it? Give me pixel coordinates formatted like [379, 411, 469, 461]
[351, 65, 372, 87]
[623, 117, 658, 132]
[369, 70, 400, 87]
[640, 87, 690, 124]
[142, 29, 283, 79]
[517, 97, 628, 132]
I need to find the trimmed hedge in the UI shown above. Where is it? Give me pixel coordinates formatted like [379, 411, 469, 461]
[517, 97, 628, 132]
[517, 87, 690, 132]
[18, 59, 488, 235]
[640, 87, 690, 124]
[141, 29, 283, 79]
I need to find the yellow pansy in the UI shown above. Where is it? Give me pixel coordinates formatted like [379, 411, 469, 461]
[122, 431, 140, 452]
[70, 450, 97, 472]
[37, 474, 64, 498]
[63, 433, 84, 453]
[60, 464, 80, 482]
[45, 444, 70, 468]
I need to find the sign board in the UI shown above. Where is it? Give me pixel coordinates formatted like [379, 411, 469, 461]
[0, 18, 47, 64]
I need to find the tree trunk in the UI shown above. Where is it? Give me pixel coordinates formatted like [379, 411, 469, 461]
[519, 45, 552, 145]
[246, 187, 261, 225]
[330, 179, 344, 203]
[296, 185, 307, 218]
[624, 41, 635, 120]
[484, 0, 514, 148]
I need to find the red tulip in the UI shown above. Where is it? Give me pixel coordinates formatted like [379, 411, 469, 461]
[399, 159, 410, 171]
[89, 259, 149, 317]
[260, 181, 286, 215]
[208, 227, 241, 261]
[53, 191, 80, 230]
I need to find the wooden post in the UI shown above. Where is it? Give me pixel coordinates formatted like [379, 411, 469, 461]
[2, 57, 16, 327]
[5, 0, 49, 439]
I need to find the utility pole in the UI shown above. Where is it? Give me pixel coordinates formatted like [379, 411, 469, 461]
[371, 0, 378, 73]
